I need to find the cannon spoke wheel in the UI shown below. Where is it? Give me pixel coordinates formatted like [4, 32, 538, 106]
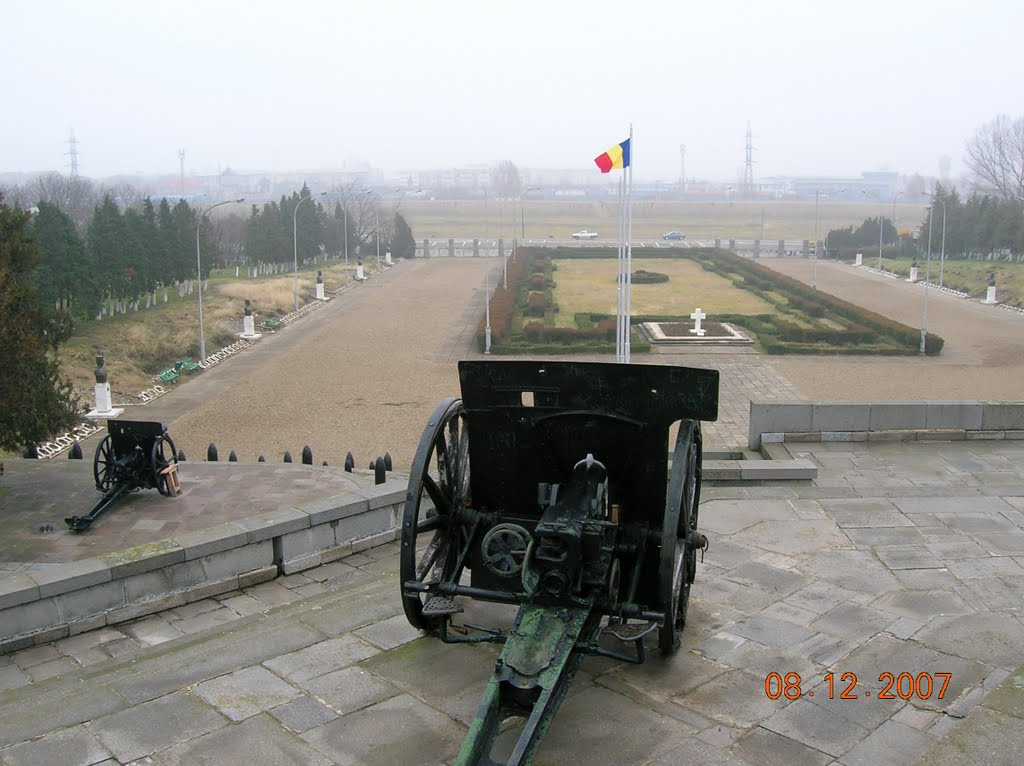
[401, 397, 473, 631]
[659, 421, 703, 654]
[93, 435, 115, 492]
[151, 434, 178, 496]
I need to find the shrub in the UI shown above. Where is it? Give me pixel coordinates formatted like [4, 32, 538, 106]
[632, 269, 669, 284]
[527, 291, 548, 316]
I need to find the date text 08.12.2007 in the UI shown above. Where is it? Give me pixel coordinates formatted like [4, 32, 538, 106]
[764, 672, 952, 701]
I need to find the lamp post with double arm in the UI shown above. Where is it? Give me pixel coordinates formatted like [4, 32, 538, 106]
[293, 191, 326, 312]
[196, 198, 244, 361]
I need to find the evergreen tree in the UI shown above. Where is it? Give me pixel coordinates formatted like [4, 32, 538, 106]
[0, 200, 80, 449]
[30, 202, 88, 315]
[393, 212, 415, 258]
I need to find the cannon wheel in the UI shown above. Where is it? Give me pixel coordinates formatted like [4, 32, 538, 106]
[93, 435, 115, 492]
[659, 420, 702, 654]
[400, 397, 473, 631]
[151, 433, 178, 496]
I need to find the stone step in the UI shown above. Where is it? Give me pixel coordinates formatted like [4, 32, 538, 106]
[702, 458, 817, 482]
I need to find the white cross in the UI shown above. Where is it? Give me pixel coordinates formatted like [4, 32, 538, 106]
[690, 308, 707, 336]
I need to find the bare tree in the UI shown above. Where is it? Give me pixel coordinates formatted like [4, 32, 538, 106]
[491, 160, 522, 198]
[25, 173, 100, 231]
[965, 114, 1024, 201]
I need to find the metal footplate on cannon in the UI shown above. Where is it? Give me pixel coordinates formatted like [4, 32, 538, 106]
[65, 420, 179, 532]
[400, 361, 719, 765]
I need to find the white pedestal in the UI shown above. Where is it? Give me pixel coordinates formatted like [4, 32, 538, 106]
[908, 267, 918, 283]
[240, 315, 262, 340]
[85, 382, 124, 420]
[855, 253, 863, 266]
[316, 283, 325, 300]
[385, 251, 392, 266]
[984, 285, 997, 303]
[356, 264, 364, 280]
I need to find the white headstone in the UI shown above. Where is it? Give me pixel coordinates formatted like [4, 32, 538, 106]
[690, 308, 707, 337]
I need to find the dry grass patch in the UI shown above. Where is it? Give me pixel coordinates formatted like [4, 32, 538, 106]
[551, 258, 774, 326]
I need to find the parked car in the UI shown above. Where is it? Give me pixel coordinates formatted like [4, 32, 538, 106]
[662, 231, 686, 240]
[572, 230, 599, 240]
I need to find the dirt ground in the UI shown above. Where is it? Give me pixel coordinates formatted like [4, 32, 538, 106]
[760, 258, 1024, 400]
[163, 255, 1024, 469]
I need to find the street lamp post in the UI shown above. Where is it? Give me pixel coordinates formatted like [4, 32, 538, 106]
[921, 207, 934, 354]
[935, 196, 947, 288]
[196, 198, 244, 361]
[813, 187, 844, 289]
[293, 192, 326, 312]
[887, 191, 904, 270]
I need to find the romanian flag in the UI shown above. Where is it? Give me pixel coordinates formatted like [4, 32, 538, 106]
[594, 138, 630, 173]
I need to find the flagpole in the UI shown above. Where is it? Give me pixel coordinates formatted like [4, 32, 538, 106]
[616, 175, 624, 362]
[624, 123, 633, 363]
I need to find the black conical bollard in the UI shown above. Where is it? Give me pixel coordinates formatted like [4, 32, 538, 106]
[374, 456, 386, 485]
[322, 460, 328, 466]
[68, 443, 83, 460]
[344, 452, 354, 472]
[283, 451, 292, 463]
[207, 443, 218, 462]
[23, 444, 38, 459]
[302, 445, 313, 465]
[258, 455, 266, 462]
[177, 449, 186, 462]
[383, 452, 393, 471]
[229, 451, 238, 462]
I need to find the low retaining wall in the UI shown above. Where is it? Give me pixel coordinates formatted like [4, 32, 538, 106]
[749, 401, 1024, 449]
[0, 481, 405, 654]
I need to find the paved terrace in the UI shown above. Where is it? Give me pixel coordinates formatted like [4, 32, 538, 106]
[2, 438, 1023, 765]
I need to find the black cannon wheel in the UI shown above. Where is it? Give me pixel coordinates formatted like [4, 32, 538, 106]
[400, 397, 473, 631]
[93, 435, 115, 492]
[658, 421, 703, 654]
[152, 433, 178, 496]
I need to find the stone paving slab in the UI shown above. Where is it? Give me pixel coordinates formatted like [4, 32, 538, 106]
[0, 440, 1023, 765]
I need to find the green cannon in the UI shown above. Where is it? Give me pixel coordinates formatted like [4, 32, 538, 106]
[400, 360, 719, 764]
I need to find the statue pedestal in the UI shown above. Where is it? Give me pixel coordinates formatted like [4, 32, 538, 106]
[855, 253, 863, 266]
[86, 382, 123, 420]
[385, 252, 392, 266]
[908, 267, 918, 283]
[356, 264, 365, 280]
[316, 283, 325, 300]
[984, 285, 997, 304]
[240, 315, 262, 340]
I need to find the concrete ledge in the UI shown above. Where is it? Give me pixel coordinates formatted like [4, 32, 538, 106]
[0, 478, 407, 652]
[750, 401, 1024, 449]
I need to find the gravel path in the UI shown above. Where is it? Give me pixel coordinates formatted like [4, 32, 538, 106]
[167, 258, 495, 470]
[760, 258, 1024, 400]
[158, 255, 1024, 468]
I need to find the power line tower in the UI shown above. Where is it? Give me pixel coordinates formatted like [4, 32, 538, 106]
[66, 130, 80, 177]
[743, 122, 754, 199]
[679, 144, 686, 192]
[178, 149, 186, 198]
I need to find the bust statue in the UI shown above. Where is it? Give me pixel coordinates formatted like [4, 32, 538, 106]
[317, 270, 323, 284]
[244, 299, 253, 317]
[988, 272, 996, 287]
[94, 354, 108, 384]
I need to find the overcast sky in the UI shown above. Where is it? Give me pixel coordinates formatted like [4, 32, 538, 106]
[3, 0, 1020, 183]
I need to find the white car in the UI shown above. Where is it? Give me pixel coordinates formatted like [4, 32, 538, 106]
[572, 230, 598, 240]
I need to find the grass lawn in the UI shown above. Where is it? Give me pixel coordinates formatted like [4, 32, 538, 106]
[551, 257, 774, 327]
[401, 199, 929, 241]
[860, 254, 1024, 306]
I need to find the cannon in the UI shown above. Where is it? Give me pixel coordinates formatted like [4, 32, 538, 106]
[400, 360, 719, 765]
[65, 420, 179, 532]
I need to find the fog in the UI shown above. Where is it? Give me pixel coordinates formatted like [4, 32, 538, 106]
[2, 0, 1020, 182]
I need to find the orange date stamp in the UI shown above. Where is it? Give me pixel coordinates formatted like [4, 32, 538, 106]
[764, 672, 952, 701]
